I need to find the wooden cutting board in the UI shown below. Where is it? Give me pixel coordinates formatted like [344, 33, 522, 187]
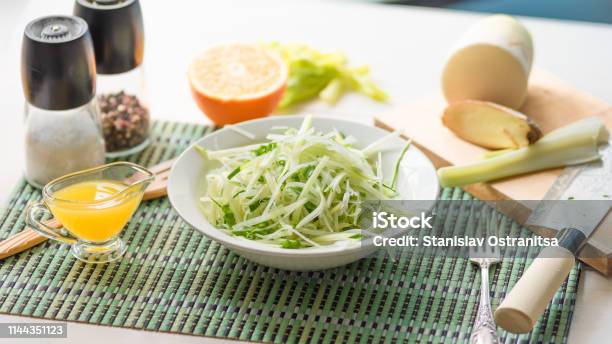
[375, 69, 612, 275]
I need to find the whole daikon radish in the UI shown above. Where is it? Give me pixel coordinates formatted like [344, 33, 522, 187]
[442, 15, 534, 109]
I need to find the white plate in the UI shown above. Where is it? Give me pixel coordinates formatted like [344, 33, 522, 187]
[168, 115, 439, 270]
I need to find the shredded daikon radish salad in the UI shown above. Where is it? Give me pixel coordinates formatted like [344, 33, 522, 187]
[195, 116, 410, 249]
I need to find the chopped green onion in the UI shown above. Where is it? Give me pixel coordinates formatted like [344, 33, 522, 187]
[252, 142, 277, 156]
[227, 166, 241, 180]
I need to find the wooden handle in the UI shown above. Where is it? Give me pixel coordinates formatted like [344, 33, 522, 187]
[494, 246, 575, 333]
[142, 170, 169, 201]
[0, 219, 61, 259]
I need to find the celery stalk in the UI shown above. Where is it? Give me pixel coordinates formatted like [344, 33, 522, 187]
[481, 148, 516, 159]
[437, 117, 609, 187]
[319, 78, 344, 104]
[266, 42, 387, 108]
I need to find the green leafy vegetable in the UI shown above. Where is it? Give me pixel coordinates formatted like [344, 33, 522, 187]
[281, 239, 303, 249]
[248, 197, 270, 212]
[266, 42, 388, 108]
[198, 115, 409, 248]
[211, 199, 236, 227]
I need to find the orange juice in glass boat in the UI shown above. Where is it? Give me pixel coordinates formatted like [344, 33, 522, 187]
[26, 162, 153, 263]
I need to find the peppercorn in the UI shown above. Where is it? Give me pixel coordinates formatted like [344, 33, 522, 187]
[98, 91, 150, 153]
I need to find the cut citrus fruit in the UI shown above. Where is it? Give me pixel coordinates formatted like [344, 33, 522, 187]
[188, 43, 288, 125]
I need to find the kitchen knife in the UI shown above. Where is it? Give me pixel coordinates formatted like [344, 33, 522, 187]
[494, 143, 612, 334]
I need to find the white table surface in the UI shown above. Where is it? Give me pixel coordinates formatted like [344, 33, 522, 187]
[0, 0, 611, 343]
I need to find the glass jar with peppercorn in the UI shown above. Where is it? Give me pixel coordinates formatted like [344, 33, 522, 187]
[74, 0, 150, 157]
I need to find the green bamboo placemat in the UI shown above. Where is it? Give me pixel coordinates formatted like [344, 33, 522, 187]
[0, 120, 579, 343]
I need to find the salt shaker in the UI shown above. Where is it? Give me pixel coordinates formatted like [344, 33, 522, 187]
[74, 0, 150, 157]
[21, 15, 106, 188]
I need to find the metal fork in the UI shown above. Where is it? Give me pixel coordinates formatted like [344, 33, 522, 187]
[469, 208, 501, 344]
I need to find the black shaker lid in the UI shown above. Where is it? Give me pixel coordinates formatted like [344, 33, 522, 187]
[21, 15, 96, 110]
[74, 0, 144, 75]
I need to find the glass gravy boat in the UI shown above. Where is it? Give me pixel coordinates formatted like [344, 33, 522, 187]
[26, 162, 153, 263]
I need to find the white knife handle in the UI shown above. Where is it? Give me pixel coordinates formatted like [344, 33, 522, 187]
[494, 245, 575, 333]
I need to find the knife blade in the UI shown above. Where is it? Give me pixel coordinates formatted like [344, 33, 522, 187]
[527, 143, 611, 255]
[495, 142, 612, 334]
[527, 143, 612, 235]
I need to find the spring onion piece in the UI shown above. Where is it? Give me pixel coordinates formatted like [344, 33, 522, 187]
[438, 117, 610, 187]
[198, 115, 407, 248]
[481, 148, 516, 159]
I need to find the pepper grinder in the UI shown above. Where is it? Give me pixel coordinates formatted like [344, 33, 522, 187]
[74, 0, 150, 157]
[22, 15, 106, 188]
